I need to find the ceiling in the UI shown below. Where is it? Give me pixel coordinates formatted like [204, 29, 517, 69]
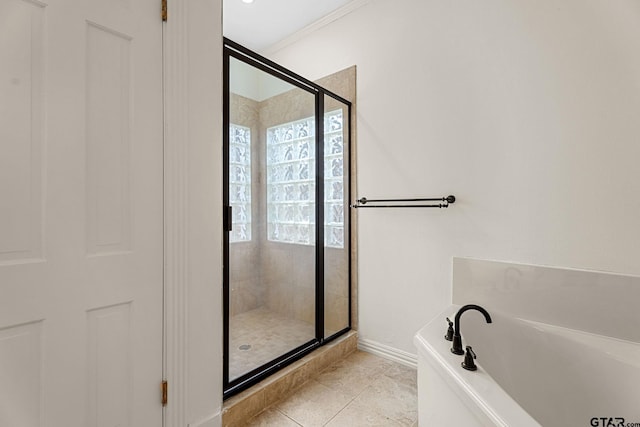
[223, 0, 355, 52]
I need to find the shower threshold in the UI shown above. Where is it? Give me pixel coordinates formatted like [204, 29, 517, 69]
[223, 329, 358, 426]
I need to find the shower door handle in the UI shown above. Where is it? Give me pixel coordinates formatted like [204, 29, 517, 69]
[226, 206, 233, 231]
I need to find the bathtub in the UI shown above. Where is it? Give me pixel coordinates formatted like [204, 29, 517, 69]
[414, 305, 640, 427]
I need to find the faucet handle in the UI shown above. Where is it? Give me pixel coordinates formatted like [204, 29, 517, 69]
[444, 317, 454, 341]
[461, 346, 478, 371]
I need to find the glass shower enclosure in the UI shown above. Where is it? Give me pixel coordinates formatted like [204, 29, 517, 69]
[223, 39, 351, 398]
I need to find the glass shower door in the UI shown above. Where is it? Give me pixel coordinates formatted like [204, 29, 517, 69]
[224, 39, 352, 399]
[225, 55, 317, 388]
[323, 95, 350, 339]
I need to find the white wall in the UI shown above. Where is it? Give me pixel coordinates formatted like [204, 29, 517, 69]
[229, 58, 298, 101]
[267, 0, 640, 354]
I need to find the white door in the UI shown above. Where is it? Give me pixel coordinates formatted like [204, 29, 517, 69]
[0, 0, 164, 426]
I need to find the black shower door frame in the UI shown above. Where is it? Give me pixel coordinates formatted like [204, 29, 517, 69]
[223, 38, 352, 399]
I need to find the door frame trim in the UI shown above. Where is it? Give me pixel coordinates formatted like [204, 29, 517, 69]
[163, 1, 224, 426]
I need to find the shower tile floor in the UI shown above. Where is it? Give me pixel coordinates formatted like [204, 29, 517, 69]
[230, 307, 315, 380]
[246, 351, 418, 426]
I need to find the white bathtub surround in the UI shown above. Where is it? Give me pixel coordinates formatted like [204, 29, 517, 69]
[452, 257, 640, 343]
[415, 258, 640, 426]
[465, 313, 640, 426]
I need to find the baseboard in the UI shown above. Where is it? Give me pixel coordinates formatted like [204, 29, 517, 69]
[358, 338, 418, 369]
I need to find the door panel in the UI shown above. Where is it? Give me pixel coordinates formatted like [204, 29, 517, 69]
[0, 0, 163, 425]
[85, 21, 133, 256]
[0, 320, 43, 426]
[0, 0, 44, 264]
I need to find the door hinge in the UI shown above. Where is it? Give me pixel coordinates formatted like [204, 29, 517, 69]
[161, 0, 167, 21]
[161, 380, 168, 406]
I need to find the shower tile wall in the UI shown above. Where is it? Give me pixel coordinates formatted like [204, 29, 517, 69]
[260, 88, 316, 324]
[229, 90, 319, 324]
[229, 94, 263, 316]
[324, 247, 349, 335]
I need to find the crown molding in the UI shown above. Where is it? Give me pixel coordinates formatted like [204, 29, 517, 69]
[262, 0, 371, 56]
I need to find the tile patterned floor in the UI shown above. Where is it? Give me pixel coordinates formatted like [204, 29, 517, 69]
[245, 351, 418, 426]
[230, 308, 315, 380]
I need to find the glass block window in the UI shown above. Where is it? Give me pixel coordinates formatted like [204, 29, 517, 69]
[324, 110, 345, 248]
[229, 124, 251, 242]
[266, 110, 345, 248]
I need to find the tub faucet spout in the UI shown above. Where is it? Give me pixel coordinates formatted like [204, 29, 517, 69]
[451, 304, 492, 355]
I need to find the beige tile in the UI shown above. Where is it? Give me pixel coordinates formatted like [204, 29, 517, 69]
[292, 285, 315, 324]
[246, 408, 301, 427]
[335, 350, 393, 376]
[352, 371, 418, 426]
[224, 344, 418, 427]
[317, 350, 339, 372]
[320, 332, 357, 370]
[382, 363, 417, 393]
[324, 292, 349, 334]
[325, 401, 402, 427]
[276, 380, 353, 427]
[223, 388, 266, 427]
[224, 331, 359, 426]
[228, 308, 315, 380]
[303, 347, 329, 375]
[324, 249, 348, 297]
[230, 280, 262, 315]
[338, 333, 358, 359]
[315, 358, 377, 399]
[263, 362, 312, 408]
[265, 281, 294, 317]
